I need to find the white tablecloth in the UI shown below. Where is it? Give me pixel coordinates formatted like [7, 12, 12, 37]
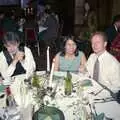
[44, 72, 89, 120]
[44, 94, 88, 120]
[1, 71, 120, 120]
[53, 71, 120, 120]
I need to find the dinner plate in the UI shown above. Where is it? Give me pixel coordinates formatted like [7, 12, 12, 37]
[53, 71, 82, 83]
[53, 71, 67, 77]
[36, 71, 46, 76]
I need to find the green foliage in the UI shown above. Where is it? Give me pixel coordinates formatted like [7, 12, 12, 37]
[32, 73, 47, 107]
[32, 73, 40, 88]
[83, 31, 91, 40]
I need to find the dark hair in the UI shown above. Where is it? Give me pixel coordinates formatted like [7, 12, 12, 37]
[44, 4, 53, 14]
[3, 32, 20, 45]
[45, 8, 52, 14]
[60, 35, 79, 56]
[112, 14, 120, 24]
[90, 31, 108, 42]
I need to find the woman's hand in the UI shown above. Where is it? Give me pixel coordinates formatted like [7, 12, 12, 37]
[79, 53, 87, 73]
[79, 64, 86, 73]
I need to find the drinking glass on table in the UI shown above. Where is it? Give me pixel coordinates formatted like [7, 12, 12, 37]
[79, 65, 90, 77]
[76, 82, 89, 105]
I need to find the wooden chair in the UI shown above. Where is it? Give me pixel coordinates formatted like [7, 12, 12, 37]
[25, 28, 40, 56]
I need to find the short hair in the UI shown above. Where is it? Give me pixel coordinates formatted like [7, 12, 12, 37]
[3, 32, 20, 45]
[90, 31, 108, 42]
[60, 35, 79, 56]
[112, 14, 120, 24]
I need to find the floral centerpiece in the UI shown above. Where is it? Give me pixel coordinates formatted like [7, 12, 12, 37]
[31, 72, 48, 108]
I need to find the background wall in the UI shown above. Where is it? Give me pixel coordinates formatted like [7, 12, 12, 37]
[112, 0, 120, 17]
[0, 0, 19, 5]
[0, 0, 120, 34]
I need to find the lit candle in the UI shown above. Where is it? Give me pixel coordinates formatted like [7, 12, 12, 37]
[49, 59, 55, 87]
[47, 46, 50, 72]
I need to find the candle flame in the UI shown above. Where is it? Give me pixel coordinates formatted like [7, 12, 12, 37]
[47, 46, 50, 50]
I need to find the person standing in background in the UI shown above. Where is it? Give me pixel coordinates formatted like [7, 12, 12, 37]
[105, 14, 120, 49]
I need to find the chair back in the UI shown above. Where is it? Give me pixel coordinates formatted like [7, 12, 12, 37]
[25, 28, 37, 44]
[24, 27, 40, 56]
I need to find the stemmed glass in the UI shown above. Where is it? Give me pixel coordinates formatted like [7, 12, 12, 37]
[79, 65, 90, 77]
[75, 81, 90, 120]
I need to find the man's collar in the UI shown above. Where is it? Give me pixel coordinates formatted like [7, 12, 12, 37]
[96, 50, 107, 61]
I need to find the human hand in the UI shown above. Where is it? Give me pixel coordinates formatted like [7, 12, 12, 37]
[79, 65, 86, 73]
[14, 51, 25, 61]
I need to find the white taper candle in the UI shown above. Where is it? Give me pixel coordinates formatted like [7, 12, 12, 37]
[49, 59, 55, 87]
[47, 46, 50, 72]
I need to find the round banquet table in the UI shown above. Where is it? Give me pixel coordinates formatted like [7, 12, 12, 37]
[10, 71, 89, 120]
[1, 71, 120, 120]
[52, 71, 120, 120]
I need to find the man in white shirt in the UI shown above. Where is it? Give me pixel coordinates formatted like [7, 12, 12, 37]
[0, 32, 36, 79]
[86, 32, 120, 119]
[86, 31, 120, 91]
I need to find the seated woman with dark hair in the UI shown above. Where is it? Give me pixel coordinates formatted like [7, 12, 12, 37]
[54, 36, 86, 73]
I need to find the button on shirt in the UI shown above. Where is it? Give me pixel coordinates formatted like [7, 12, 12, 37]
[86, 51, 120, 91]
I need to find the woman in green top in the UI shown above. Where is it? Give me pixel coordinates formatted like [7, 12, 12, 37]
[54, 36, 86, 73]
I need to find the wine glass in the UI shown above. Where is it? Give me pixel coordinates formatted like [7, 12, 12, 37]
[79, 65, 90, 77]
[76, 82, 89, 105]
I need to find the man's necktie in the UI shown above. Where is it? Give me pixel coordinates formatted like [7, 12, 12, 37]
[93, 58, 99, 81]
